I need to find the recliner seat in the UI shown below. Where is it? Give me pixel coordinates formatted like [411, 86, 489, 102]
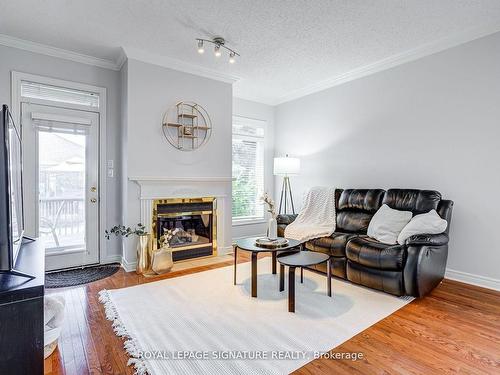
[277, 188, 453, 297]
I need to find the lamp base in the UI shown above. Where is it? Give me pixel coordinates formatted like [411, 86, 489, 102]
[278, 176, 295, 215]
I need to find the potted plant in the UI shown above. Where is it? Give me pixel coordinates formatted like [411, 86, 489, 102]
[105, 224, 149, 275]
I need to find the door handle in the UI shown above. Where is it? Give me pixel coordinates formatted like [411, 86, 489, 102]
[90, 198, 97, 203]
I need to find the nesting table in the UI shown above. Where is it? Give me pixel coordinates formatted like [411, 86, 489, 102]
[233, 237, 301, 297]
[278, 251, 332, 312]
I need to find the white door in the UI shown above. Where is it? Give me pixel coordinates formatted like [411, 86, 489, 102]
[22, 103, 100, 270]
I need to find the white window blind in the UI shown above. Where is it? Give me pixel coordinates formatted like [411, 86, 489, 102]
[21, 81, 99, 108]
[31, 112, 92, 135]
[232, 116, 265, 222]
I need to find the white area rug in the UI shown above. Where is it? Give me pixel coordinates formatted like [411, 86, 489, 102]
[99, 257, 413, 375]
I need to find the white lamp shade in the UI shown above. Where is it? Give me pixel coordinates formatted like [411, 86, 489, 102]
[274, 156, 300, 176]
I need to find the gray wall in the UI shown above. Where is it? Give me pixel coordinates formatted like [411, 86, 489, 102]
[0, 44, 123, 262]
[122, 59, 233, 264]
[232, 98, 275, 240]
[275, 32, 500, 282]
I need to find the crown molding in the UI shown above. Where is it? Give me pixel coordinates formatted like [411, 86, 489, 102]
[115, 47, 128, 70]
[123, 46, 239, 84]
[272, 24, 500, 106]
[0, 33, 122, 71]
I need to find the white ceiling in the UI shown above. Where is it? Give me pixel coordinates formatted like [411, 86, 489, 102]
[1, 0, 500, 105]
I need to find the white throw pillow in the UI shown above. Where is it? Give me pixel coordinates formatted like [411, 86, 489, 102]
[397, 209, 448, 245]
[367, 204, 413, 244]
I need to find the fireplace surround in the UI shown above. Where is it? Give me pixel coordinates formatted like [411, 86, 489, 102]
[152, 197, 217, 261]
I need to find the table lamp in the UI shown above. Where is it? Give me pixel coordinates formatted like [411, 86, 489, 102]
[273, 154, 300, 215]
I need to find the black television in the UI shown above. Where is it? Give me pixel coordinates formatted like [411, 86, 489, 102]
[0, 104, 32, 278]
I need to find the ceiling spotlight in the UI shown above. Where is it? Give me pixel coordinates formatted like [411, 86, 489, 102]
[197, 40, 204, 54]
[195, 37, 240, 64]
[214, 45, 222, 57]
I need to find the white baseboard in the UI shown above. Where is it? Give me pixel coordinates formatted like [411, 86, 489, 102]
[121, 257, 137, 272]
[100, 255, 122, 265]
[217, 246, 234, 256]
[445, 268, 500, 291]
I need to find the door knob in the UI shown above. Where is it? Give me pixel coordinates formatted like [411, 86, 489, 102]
[90, 198, 97, 203]
[90, 186, 97, 192]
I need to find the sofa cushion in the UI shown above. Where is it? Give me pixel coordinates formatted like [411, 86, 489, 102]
[382, 189, 441, 215]
[336, 189, 385, 233]
[367, 204, 412, 244]
[347, 261, 405, 296]
[397, 209, 448, 245]
[338, 189, 385, 212]
[346, 236, 406, 271]
[307, 256, 347, 279]
[305, 232, 361, 257]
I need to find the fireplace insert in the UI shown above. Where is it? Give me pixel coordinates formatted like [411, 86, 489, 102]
[152, 198, 216, 261]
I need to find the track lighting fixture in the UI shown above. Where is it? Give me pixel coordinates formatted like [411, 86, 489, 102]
[196, 37, 239, 63]
[214, 45, 221, 57]
[197, 40, 204, 54]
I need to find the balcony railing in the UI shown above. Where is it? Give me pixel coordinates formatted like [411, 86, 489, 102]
[39, 197, 85, 248]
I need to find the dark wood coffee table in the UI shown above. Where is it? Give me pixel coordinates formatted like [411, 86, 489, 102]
[234, 237, 301, 297]
[277, 251, 331, 312]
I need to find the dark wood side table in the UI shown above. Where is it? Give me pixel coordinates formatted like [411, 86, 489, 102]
[0, 239, 45, 374]
[234, 237, 300, 297]
[277, 251, 331, 312]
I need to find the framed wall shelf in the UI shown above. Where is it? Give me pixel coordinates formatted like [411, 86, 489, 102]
[162, 101, 212, 151]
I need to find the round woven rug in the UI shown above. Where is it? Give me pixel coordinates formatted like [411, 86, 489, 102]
[45, 263, 121, 288]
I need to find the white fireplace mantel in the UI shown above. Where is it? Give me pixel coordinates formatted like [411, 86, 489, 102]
[129, 176, 235, 184]
[127, 175, 233, 257]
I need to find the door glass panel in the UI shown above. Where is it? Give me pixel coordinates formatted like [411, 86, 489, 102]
[38, 131, 86, 250]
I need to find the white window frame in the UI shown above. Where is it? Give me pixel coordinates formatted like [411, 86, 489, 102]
[11, 71, 108, 264]
[232, 116, 266, 226]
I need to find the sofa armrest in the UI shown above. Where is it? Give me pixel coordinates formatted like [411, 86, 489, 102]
[404, 241, 449, 297]
[276, 214, 298, 225]
[405, 233, 449, 247]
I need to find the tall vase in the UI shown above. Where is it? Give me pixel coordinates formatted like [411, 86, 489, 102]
[268, 217, 278, 240]
[136, 234, 150, 275]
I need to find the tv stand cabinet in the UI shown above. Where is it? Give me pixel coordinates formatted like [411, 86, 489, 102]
[0, 239, 44, 374]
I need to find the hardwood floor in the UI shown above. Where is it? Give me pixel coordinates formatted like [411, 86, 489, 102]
[44, 252, 500, 375]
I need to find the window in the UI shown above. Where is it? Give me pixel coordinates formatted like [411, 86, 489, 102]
[232, 116, 265, 223]
[21, 81, 100, 108]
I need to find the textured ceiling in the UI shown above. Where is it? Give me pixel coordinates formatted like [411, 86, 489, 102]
[1, 0, 500, 104]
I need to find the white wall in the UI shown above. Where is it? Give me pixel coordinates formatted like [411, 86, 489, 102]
[275, 32, 500, 284]
[0, 44, 123, 263]
[122, 59, 233, 265]
[232, 98, 275, 240]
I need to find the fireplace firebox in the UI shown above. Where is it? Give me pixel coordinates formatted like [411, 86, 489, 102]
[152, 197, 216, 261]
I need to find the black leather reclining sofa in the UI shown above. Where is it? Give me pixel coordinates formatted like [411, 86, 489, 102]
[277, 189, 453, 297]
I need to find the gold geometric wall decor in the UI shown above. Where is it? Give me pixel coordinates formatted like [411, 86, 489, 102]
[162, 101, 212, 151]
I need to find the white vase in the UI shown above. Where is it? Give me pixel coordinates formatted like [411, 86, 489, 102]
[268, 217, 278, 240]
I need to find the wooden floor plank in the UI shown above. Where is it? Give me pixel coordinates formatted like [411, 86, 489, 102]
[44, 253, 500, 374]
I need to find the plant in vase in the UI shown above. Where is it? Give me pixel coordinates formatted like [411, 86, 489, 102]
[104, 223, 147, 239]
[150, 228, 178, 274]
[105, 223, 149, 274]
[261, 192, 278, 240]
